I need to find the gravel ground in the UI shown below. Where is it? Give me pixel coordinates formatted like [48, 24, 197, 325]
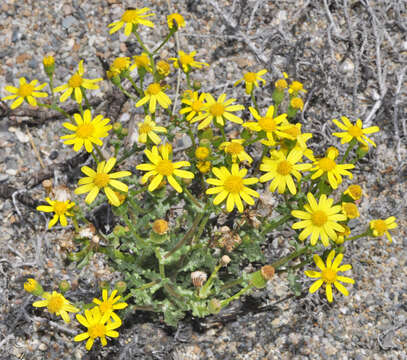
[0, 0, 406, 359]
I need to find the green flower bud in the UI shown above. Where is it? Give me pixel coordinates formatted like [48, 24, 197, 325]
[59, 280, 71, 294]
[115, 281, 127, 294]
[208, 299, 221, 314]
[24, 278, 44, 296]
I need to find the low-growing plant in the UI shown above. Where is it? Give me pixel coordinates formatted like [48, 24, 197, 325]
[5, 7, 397, 352]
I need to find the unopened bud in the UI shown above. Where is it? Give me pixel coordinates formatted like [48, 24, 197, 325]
[121, 128, 128, 137]
[24, 278, 44, 296]
[42, 179, 53, 195]
[152, 219, 169, 235]
[113, 122, 122, 134]
[260, 265, 275, 281]
[115, 280, 127, 294]
[220, 255, 231, 267]
[193, 81, 202, 90]
[208, 299, 221, 314]
[191, 271, 207, 288]
[59, 280, 71, 293]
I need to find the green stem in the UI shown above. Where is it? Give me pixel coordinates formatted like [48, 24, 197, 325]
[340, 139, 357, 164]
[260, 214, 291, 236]
[118, 84, 139, 101]
[117, 144, 143, 164]
[251, 91, 259, 113]
[186, 72, 192, 89]
[94, 144, 105, 162]
[153, 28, 176, 54]
[270, 244, 311, 270]
[125, 76, 143, 97]
[183, 186, 202, 208]
[83, 91, 91, 110]
[219, 277, 244, 292]
[155, 247, 165, 278]
[199, 263, 222, 299]
[37, 102, 73, 123]
[220, 284, 252, 308]
[91, 150, 99, 165]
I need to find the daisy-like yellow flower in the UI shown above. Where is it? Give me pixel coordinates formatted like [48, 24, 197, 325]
[243, 106, 287, 146]
[24, 278, 43, 296]
[132, 52, 152, 72]
[167, 13, 185, 29]
[2, 77, 48, 109]
[344, 184, 363, 201]
[288, 80, 307, 95]
[180, 91, 206, 121]
[54, 60, 103, 104]
[36, 197, 75, 228]
[274, 72, 288, 91]
[197, 161, 211, 173]
[332, 116, 380, 148]
[191, 93, 244, 130]
[138, 115, 167, 145]
[342, 202, 360, 219]
[108, 8, 155, 36]
[335, 225, 351, 245]
[291, 193, 347, 246]
[135, 82, 172, 114]
[370, 217, 397, 243]
[219, 139, 253, 163]
[278, 133, 315, 162]
[234, 69, 267, 94]
[290, 97, 304, 111]
[310, 151, 354, 189]
[107, 57, 131, 78]
[169, 50, 209, 73]
[60, 110, 112, 153]
[93, 289, 128, 323]
[136, 145, 194, 193]
[305, 250, 355, 303]
[206, 163, 259, 213]
[33, 291, 79, 323]
[278, 123, 312, 150]
[259, 149, 311, 195]
[74, 306, 121, 351]
[195, 146, 210, 160]
[74, 158, 131, 206]
[156, 60, 171, 77]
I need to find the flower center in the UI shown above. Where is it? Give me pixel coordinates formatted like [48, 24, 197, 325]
[372, 219, 387, 235]
[47, 294, 64, 313]
[318, 157, 336, 171]
[226, 142, 243, 155]
[122, 10, 140, 23]
[243, 72, 257, 82]
[258, 117, 276, 132]
[88, 323, 106, 339]
[277, 160, 292, 175]
[146, 83, 161, 96]
[321, 268, 337, 283]
[311, 210, 328, 226]
[94, 173, 110, 188]
[180, 54, 194, 65]
[18, 83, 34, 97]
[112, 57, 129, 70]
[224, 175, 244, 193]
[76, 123, 95, 139]
[191, 100, 203, 112]
[68, 74, 83, 88]
[210, 103, 225, 116]
[156, 160, 174, 176]
[53, 201, 68, 215]
[348, 125, 363, 137]
[139, 123, 152, 134]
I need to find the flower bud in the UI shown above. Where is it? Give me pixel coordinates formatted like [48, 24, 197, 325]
[195, 146, 210, 160]
[152, 219, 169, 235]
[113, 122, 122, 134]
[260, 265, 275, 281]
[193, 81, 202, 90]
[24, 278, 44, 296]
[208, 299, 221, 314]
[220, 255, 231, 267]
[191, 271, 207, 288]
[58, 280, 71, 294]
[43, 55, 55, 77]
[250, 265, 275, 289]
[115, 280, 127, 294]
[42, 179, 53, 195]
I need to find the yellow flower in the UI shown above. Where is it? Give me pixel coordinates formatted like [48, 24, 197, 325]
[278, 133, 315, 162]
[33, 291, 79, 323]
[370, 217, 397, 243]
[108, 8, 155, 36]
[167, 13, 185, 29]
[326, 146, 339, 159]
[234, 69, 267, 94]
[2, 77, 48, 109]
[197, 161, 211, 173]
[335, 225, 351, 245]
[290, 97, 304, 110]
[43, 55, 55, 67]
[332, 116, 380, 148]
[136, 145, 194, 193]
[288, 80, 307, 95]
[60, 109, 112, 152]
[108, 57, 131, 77]
[342, 202, 360, 219]
[278, 123, 313, 150]
[36, 197, 75, 228]
[344, 184, 362, 201]
[191, 93, 244, 130]
[74, 158, 131, 206]
[74, 306, 122, 351]
[260, 149, 311, 195]
[206, 163, 259, 213]
[291, 193, 346, 246]
[135, 82, 172, 114]
[152, 219, 169, 235]
[305, 250, 355, 303]
[169, 50, 209, 73]
[180, 91, 207, 122]
[219, 139, 253, 163]
[156, 60, 171, 77]
[195, 146, 210, 160]
[138, 115, 167, 145]
[310, 151, 354, 189]
[24, 278, 43, 296]
[132, 52, 152, 72]
[275, 78, 288, 91]
[54, 60, 103, 104]
[93, 289, 128, 323]
[243, 105, 287, 146]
